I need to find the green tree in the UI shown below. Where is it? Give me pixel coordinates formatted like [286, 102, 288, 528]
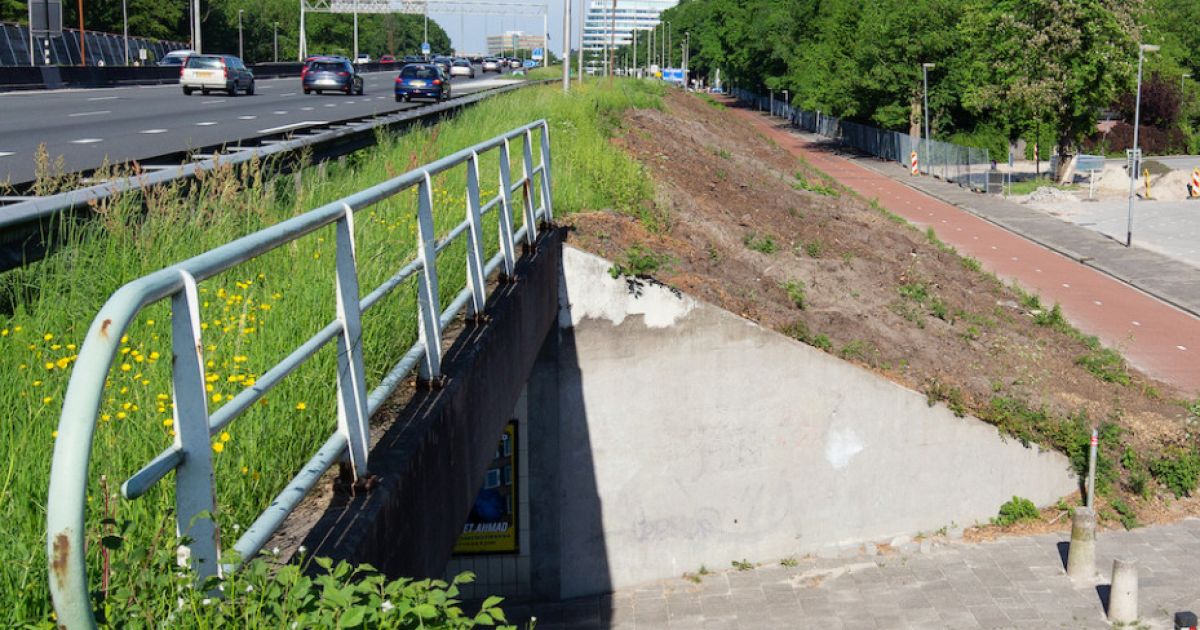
[961, 0, 1139, 180]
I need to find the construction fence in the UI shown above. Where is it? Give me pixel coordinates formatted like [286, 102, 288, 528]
[733, 88, 992, 193]
[0, 21, 186, 67]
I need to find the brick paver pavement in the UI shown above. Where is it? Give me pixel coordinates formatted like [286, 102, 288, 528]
[508, 518, 1200, 629]
[726, 106, 1200, 396]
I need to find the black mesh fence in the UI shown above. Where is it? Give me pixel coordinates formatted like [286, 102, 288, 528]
[0, 21, 186, 66]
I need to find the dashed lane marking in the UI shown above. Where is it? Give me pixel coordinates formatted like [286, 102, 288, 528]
[71, 138, 103, 144]
[202, 99, 226, 104]
[86, 96, 118, 101]
[195, 121, 218, 126]
[68, 110, 111, 117]
[272, 110, 288, 115]
[1133, 321, 1142, 327]
[237, 115, 257, 120]
[280, 92, 297, 97]
[140, 129, 168, 134]
[0, 151, 13, 157]
[1178, 346, 1188, 351]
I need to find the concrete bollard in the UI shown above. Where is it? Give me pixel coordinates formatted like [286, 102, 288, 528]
[1066, 507, 1096, 580]
[1108, 558, 1139, 623]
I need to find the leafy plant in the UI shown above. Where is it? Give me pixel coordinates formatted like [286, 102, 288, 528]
[810, 334, 833, 351]
[1110, 498, 1139, 530]
[804, 241, 824, 258]
[1075, 347, 1131, 385]
[609, 244, 670, 279]
[782, 280, 807, 310]
[780, 557, 798, 568]
[992, 496, 1039, 526]
[731, 559, 754, 572]
[1150, 449, 1200, 498]
[743, 232, 778, 254]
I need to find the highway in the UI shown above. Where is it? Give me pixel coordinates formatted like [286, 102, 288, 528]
[0, 67, 519, 186]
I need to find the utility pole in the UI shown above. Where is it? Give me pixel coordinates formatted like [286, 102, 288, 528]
[632, 27, 637, 76]
[608, 0, 616, 78]
[238, 9, 244, 60]
[77, 0, 85, 65]
[562, 0, 571, 91]
[576, 0, 583, 85]
[666, 20, 670, 69]
[192, 0, 201, 54]
[353, 9, 358, 61]
[274, 21, 278, 62]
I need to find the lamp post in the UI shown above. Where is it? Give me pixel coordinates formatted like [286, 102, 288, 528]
[922, 62, 935, 175]
[273, 21, 278, 62]
[562, 0, 571, 91]
[122, 0, 129, 64]
[1126, 44, 1160, 247]
[238, 9, 244, 60]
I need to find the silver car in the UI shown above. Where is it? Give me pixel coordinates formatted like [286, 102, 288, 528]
[482, 58, 501, 73]
[180, 54, 254, 96]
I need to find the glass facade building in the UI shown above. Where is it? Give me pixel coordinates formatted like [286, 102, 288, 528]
[582, 0, 678, 61]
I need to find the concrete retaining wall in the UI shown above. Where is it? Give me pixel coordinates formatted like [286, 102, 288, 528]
[528, 246, 1077, 599]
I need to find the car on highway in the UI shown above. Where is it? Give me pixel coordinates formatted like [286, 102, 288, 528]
[508, 58, 522, 69]
[379, 54, 396, 64]
[354, 53, 371, 65]
[402, 55, 422, 64]
[449, 58, 475, 78]
[394, 64, 450, 102]
[180, 54, 254, 96]
[431, 56, 452, 74]
[303, 58, 365, 95]
[157, 49, 196, 67]
[482, 58, 502, 73]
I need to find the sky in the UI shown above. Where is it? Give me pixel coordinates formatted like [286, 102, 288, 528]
[426, 0, 579, 55]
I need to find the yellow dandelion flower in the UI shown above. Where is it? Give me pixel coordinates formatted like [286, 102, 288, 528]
[43, 333, 53, 341]
[121, 402, 132, 410]
[42, 396, 52, 404]
[120, 363, 132, 372]
[18, 364, 26, 369]
[163, 418, 174, 427]
[220, 431, 230, 443]
[120, 335, 128, 344]
[212, 393, 223, 403]
[56, 358, 70, 369]
[0, 329, 7, 336]
[147, 319, 155, 326]
[233, 355, 248, 363]
[51, 343, 61, 351]
[206, 374, 219, 382]
[101, 414, 111, 421]
[212, 442, 224, 454]
[169, 429, 176, 437]
[120, 347, 131, 355]
[149, 351, 160, 360]
[116, 411, 127, 420]
[313, 252, 321, 260]
[260, 304, 272, 311]
[134, 355, 145, 363]
[157, 393, 169, 401]
[295, 402, 307, 411]
[130, 404, 139, 412]
[44, 362, 55, 371]
[206, 360, 215, 368]
[200, 323, 209, 330]
[52, 430, 58, 439]
[241, 327, 256, 335]
[241, 466, 249, 474]
[206, 384, 214, 392]
[67, 344, 76, 350]
[13, 325, 21, 332]
[141, 380, 149, 385]
[32, 380, 42, 387]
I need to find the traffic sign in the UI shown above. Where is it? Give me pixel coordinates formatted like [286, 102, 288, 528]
[421, 41, 431, 55]
[523, 60, 537, 69]
[531, 47, 544, 61]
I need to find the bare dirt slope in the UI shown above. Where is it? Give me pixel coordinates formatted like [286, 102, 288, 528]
[563, 89, 1200, 533]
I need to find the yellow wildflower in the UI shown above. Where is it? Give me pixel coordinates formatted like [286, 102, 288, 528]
[220, 432, 231, 443]
[116, 411, 127, 420]
[212, 442, 224, 454]
[42, 396, 52, 404]
[163, 418, 173, 427]
[212, 393, 223, 403]
[44, 362, 55, 371]
[120, 363, 132, 372]
[43, 333, 53, 341]
[295, 402, 307, 411]
[55, 358, 70, 370]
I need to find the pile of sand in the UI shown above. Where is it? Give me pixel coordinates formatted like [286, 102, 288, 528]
[1149, 170, 1196, 201]
[1024, 186, 1079, 204]
[1094, 163, 1132, 194]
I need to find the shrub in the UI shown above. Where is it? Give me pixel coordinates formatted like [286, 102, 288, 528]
[782, 280, 807, 310]
[609, 244, 670, 279]
[743, 232, 778, 254]
[992, 496, 1039, 526]
[1075, 348, 1131, 385]
[1150, 449, 1200, 498]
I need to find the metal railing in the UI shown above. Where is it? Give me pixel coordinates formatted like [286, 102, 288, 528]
[734, 88, 992, 193]
[46, 120, 554, 628]
[0, 22, 187, 67]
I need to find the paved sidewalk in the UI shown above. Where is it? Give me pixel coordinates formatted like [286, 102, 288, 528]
[726, 107, 1200, 395]
[510, 518, 1200, 629]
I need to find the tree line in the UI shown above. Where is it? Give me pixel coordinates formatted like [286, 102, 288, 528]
[635, 0, 1200, 173]
[0, 0, 451, 64]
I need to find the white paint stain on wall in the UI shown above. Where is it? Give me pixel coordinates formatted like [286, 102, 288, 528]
[825, 427, 864, 469]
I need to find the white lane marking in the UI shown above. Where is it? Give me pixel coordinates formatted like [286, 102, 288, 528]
[1094, 300, 1103, 306]
[1062, 283, 1071, 288]
[1035, 268, 1042, 273]
[68, 110, 111, 117]
[300, 106, 314, 111]
[71, 138, 103, 144]
[280, 92, 297, 97]
[0, 151, 14, 157]
[272, 110, 288, 115]
[1132, 321, 1141, 326]
[87, 96, 118, 101]
[195, 121, 218, 126]
[202, 99, 226, 104]
[237, 115, 257, 120]
[1178, 345, 1188, 351]
[140, 129, 168, 134]
[256, 120, 327, 134]
[324, 103, 337, 107]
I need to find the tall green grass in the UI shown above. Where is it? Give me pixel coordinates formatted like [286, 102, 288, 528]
[0, 79, 662, 623]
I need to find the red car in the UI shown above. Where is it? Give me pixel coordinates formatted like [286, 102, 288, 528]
[379, 54, 396, 64]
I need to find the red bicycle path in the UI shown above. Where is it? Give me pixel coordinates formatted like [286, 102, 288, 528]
[728, 106, 1200, 397]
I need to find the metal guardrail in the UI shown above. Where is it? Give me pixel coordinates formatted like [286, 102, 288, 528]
[46, 119, 554, 628]
[0, 79, 550, 272]
[734, 88, 992, 193]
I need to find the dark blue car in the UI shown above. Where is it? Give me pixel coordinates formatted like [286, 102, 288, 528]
[394, 64, 451, 103]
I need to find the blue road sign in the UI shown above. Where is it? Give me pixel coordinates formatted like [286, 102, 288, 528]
[421, 41, 431, 56]
[662, 68, 685, 83]
[523, 60, 537, 68]
[531, 47, 544, 61]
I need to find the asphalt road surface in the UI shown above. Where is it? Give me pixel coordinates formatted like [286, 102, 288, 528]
[0, 67, 519, 185]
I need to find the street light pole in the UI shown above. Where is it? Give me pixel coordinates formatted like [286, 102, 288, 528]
[576, 0, 583, 85]
[274, 22, 279, 62]
[1127, 44, 1159, 248]
[562, 0, 570, 91]
[238, 9, 244, 60]
[122, 0, 129, 65]
[922, 62, 934, 175]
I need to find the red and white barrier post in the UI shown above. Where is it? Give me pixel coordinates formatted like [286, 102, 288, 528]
[910, 151, 919, 176]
